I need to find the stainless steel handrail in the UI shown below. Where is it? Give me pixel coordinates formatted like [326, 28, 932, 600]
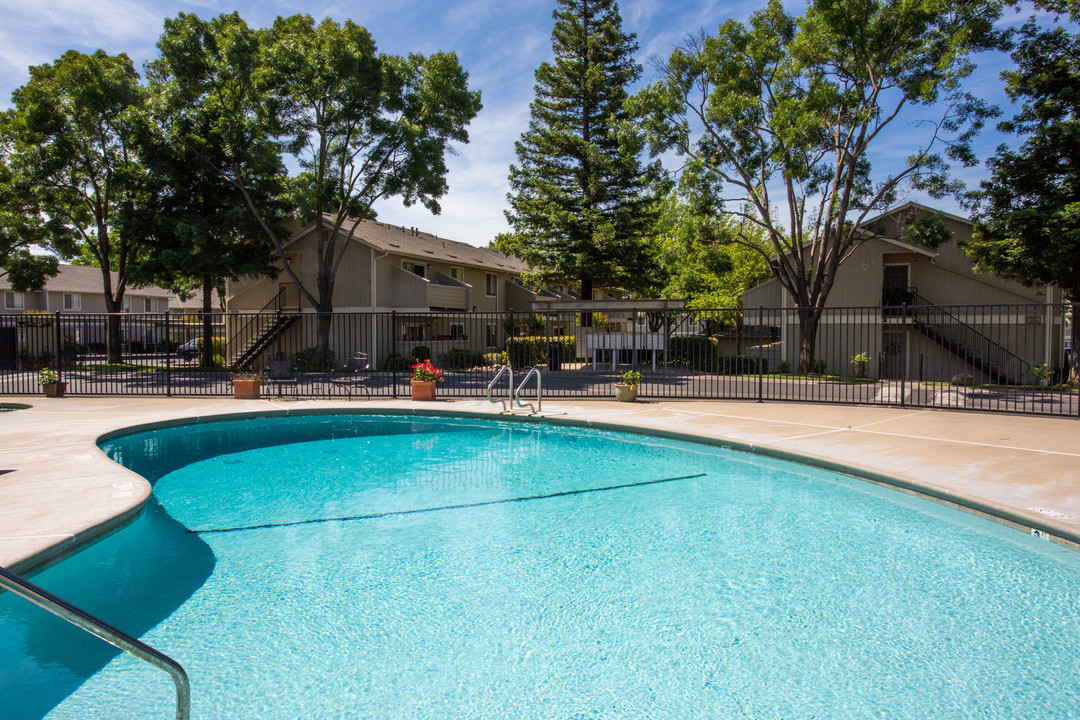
[0, 565, 191, 720]
[514, 367, 542, 413]
[486, 365, 513, 409]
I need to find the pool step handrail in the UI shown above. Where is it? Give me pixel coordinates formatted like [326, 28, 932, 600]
[486, 365, 513, 410]
[0, 564, 192, 720]
[514, 368, 542, 414]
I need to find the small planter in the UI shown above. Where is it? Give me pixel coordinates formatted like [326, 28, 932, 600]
[614, 383, 638, 402]
[411, 380, 437, 401]
[232, 379, 262, 399]
[41, 382, 67, 398]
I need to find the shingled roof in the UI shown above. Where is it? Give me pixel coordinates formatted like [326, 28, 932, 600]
[0, 263, 172, 296]
[300, 217, 531, 274]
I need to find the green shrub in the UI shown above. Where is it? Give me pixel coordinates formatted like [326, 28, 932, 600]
[383, 353, 416, 372]
[668, 337, 764, 374]
[436, 347, 485, 370]
[412, 345, 431, 361]
[194, 336, 226, 357]
[294, 347, 337, 371]
[779, 360, 790, 374]
[505, 336, 576, 368]
[813, 360, 827, 375]
[483, 351, 509, 367]
[129, 340, 145, 354]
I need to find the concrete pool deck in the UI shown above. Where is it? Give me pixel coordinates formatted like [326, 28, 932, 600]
[2, 395, 1079, 575]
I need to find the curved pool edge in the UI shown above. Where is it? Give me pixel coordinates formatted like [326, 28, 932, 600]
[3, 398, 1079, 576]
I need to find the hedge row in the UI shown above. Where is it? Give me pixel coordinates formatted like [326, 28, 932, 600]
[668, 336, 766, 374]
[505, 336, 577, 368]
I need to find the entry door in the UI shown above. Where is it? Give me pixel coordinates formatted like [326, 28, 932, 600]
[882, 265, 909, 306]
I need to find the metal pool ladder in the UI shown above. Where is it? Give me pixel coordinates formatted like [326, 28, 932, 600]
[0, 564, 192, 720]
[487, 365, 513, 410]
[514, 367, 542, 414]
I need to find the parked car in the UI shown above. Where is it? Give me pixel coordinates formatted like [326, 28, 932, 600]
[177, 339, 198, 361]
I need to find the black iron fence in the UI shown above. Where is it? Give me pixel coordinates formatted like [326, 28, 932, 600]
[0, 303, 1074, 417]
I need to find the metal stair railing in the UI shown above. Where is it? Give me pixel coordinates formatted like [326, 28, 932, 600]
[229, 286, 298, 370]
[907, 290, 1029, 383]
[0, 565, 191, 720]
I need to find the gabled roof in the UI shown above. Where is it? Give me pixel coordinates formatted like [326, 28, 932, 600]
[0, 263, 172, 297]
[292, 217, 531, 274]
[859, 201, 971, 231]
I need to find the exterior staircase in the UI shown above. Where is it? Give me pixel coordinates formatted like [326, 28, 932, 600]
[898, 289, 1029, 384]
[229, 286, 300, 370]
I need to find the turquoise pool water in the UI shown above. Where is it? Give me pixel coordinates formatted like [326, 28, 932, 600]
[2, 413, 1080, 719]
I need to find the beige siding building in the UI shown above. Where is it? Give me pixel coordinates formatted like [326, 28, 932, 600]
[742, 203, 1067, 383]
[225, 218, 558, 367]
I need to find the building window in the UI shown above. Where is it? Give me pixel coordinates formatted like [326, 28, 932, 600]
[450, 323, 466, 340]
[144, 297, 163, 313]
[4, 291, 24, 309]
[486, 323, 498, 347]
[485, 273, 497, 297]
[450, 267, 464, 282]
[63, 293, 81, 311]
[403, 261, 425, 278]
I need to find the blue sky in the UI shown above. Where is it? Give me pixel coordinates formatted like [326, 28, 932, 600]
[0, 0, 1031, 247]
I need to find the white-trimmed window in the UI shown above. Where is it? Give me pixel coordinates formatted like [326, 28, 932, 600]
[403, 260, 426, 278]
[486, 323, 498, 347]
[485, 273, 497, 297]
[143, 297, 162, 313]
[4, 291, 24, 309]
[121, 297, 132, 312]
[63, 292, 81, 311]
[450, 267, 464, 282]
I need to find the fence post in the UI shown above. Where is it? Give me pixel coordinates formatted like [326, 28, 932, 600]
[758, 306, 764, 403]
[54, 311, 62, 381]
[391, 310, 398, 398]
[165, 312, 172, 397]
[900, 302, 907, 408]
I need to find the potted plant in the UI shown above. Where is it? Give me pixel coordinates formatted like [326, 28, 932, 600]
[850, 351, 870, 379]
[1034, 363, 1054, 387]
[230, 370, 263, 399]
[38, 367, 66, 398]
[614, 369, 642, 402]
[410, 359, 444, 401]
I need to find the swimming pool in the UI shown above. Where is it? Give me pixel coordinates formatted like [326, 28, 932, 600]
[2, 412, 1079, 718]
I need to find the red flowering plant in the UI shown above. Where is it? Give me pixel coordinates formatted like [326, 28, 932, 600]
[410, 359, 444, 383]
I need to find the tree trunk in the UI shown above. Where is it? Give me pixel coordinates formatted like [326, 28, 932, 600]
[106, 313, 123, 365]
[797, 306, 823, 373]
[315, 310, 333, 368]
[201, 275, 215, 368]
[735, 311, 744, 355]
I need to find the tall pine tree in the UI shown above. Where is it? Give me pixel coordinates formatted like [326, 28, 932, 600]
[500, 0, 657, 303]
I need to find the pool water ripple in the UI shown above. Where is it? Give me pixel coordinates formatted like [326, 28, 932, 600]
[1, 414, 1078, 719]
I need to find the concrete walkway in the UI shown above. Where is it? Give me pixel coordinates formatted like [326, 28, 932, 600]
[2, 395, 1078, 575]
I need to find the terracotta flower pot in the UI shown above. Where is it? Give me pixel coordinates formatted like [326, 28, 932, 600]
[411, 380, 437, 401]
[232, 379, 261, 399]
[41, 382, 67, 398]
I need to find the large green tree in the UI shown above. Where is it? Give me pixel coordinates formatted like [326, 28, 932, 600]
[631, 0, 1002, 370]
[0, 151, 57, 291]
[500, 0, 658, 305]
[146, 13, 284, 367]
[157, 14, 482, 364]
[966, 5, 1080, 383]
[3, 50, 151, 362]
